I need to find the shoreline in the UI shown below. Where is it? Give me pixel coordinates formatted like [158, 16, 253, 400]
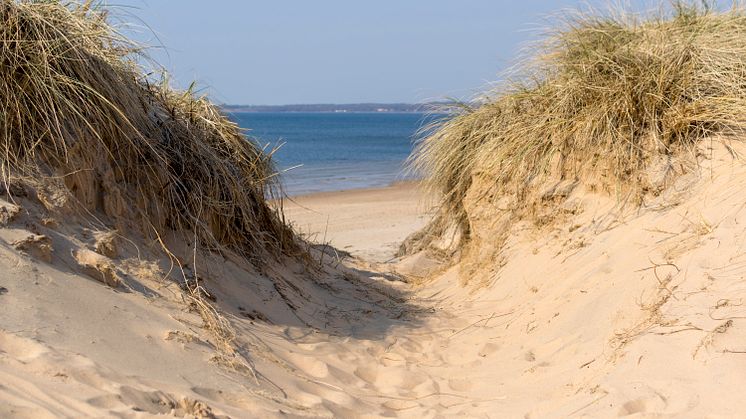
[282, 179, 422, 200]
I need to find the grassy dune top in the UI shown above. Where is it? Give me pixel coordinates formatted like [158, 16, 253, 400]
[0, 0, 294, 262]
[414, 1, 746, 239]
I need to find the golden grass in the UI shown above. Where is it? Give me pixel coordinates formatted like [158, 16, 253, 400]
[0, 0, 295, 261]
[412, 1, 746, 246]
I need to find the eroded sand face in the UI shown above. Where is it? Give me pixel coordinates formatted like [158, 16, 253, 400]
[2, 146, 746, 417]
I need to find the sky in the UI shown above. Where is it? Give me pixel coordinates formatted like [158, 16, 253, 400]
[110, 1, 649, 105]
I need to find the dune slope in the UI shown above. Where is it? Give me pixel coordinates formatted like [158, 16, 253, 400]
[2, 142, 746, 418]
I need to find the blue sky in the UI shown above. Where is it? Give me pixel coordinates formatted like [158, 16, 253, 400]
[111, 1, 648, 105]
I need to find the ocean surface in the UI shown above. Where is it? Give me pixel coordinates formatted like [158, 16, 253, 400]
[230, 112, 432, 196]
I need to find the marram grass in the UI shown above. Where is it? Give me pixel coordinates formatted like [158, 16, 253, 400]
[0, 0, 295, 262]
[412, 1, 746, 244]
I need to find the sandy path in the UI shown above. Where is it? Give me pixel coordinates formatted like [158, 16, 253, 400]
[3, 149, 746, 417]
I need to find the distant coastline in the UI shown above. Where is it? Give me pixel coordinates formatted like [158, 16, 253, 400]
[231, 111, 422, 195]
[222, 102, 449, 113]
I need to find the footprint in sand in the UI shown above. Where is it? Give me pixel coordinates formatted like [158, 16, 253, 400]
[321, 399, 365, 418]
[448, 378, 474, 391]
[398, 338, 424, 353]
[382, 399, 421, 411]
[379, 352, 406, 367]
[382, 369, 433, 393]
[287, 387, 324, 407]
[618, 392, 668, 416]
[353, 365, 379, 385]
[328, 365, 365, 387]
[620, 399, 647, 415]
[284, 351, 329, 379]
[86, 393, 122, 409]
[366, 344, 385, 358]
[296, 380, 356, 406]
[0, 332, 49, 362]
[401, 372, 439, 395]
[478, 342, 500, 357]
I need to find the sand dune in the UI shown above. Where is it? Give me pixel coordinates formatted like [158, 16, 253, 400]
[1, 142, 745, 417]
[3, 2, 746, 417]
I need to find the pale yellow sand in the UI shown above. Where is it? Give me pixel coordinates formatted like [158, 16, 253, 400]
[282, 181, 430, 262]
[2, 145, 746, 417]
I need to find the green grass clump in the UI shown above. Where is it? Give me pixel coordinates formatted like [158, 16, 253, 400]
[0, 0, 295, 262]
[413, 1, 746, 244]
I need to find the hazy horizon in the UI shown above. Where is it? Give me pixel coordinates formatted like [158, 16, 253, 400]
[113, 1, 653, 106]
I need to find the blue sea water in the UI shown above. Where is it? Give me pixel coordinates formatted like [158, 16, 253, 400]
[230, 112, 431, 195]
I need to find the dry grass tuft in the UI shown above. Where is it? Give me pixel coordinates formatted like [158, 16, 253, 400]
[0, 0, 302, 372]
[412, 1, 746, 249]
[0, 0, 296, 262]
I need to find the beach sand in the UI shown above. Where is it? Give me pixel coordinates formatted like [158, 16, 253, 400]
[3, 157, 746, 417]
[282, 181, 430, 262]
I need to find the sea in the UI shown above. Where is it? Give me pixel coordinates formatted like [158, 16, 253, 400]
[230, 112, 433, 196]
